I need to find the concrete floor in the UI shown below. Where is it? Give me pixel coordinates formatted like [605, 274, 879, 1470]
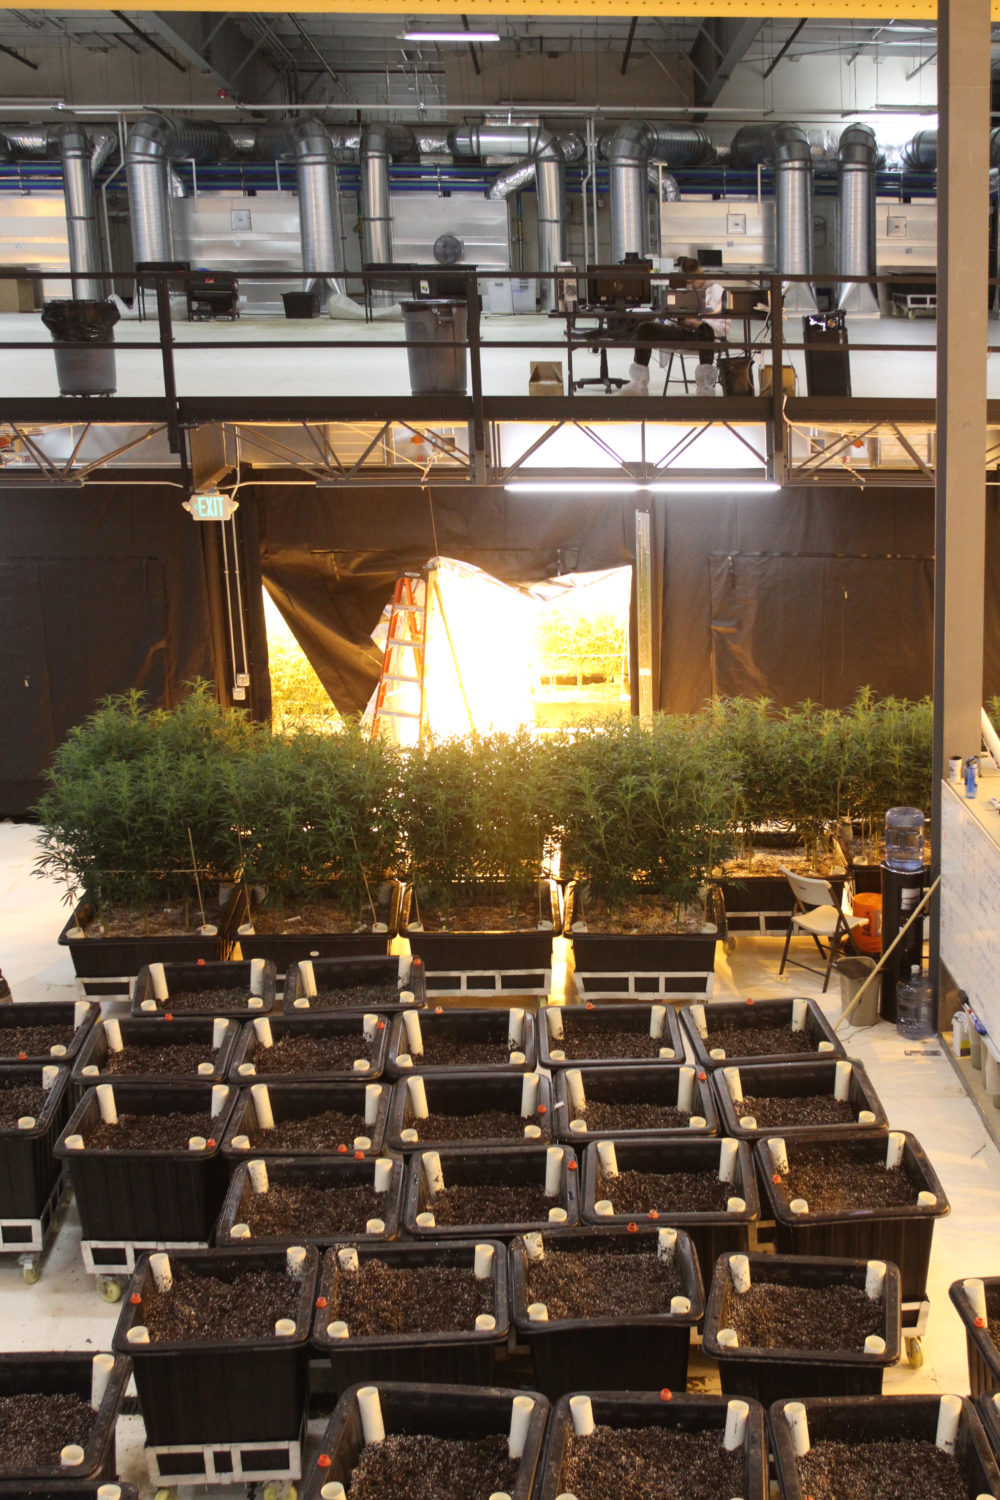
[2, 817, 1000, 1494]
[0, 308, 955, 401]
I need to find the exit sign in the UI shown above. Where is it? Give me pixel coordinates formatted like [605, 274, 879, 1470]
[183, 492, 239, 522]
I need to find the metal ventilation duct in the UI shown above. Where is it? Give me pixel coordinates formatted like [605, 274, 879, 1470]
[730, 123, 816, 313]
[837, 124, 880, 317]
[125, 114, 232, 265]
[292, 117, 344, 298]
[901, 127, 1000, 171]
[0, 123, 113, 296]
[360, 122, 396, 268]
[606, 122, 711, 262]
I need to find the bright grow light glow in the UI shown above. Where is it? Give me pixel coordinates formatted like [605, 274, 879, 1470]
[403, 30, 501, 41]
[504, 481, 780, 495]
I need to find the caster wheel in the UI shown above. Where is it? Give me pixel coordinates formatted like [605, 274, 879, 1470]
[154, 1488, 172, 1500]
[724, 935, 738, 955]
[262, 1485, 297, 1500]
[98, 1277, 122, 1303]
[22, 1262, 40, 1285]
[905, 1336, 924, 1368]
[908, 310, 916, 320]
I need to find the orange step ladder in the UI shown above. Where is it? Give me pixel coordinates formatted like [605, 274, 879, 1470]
[370, 572, 427, 744]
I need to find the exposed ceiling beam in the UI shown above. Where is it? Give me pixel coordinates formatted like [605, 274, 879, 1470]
[763, 18, 807, 78]
[150, 10, 282, 99]
[688, 18, 760, 111]
[111, 10, 186, 72]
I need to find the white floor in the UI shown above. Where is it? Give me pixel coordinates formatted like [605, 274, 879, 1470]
[3, 817, 1000, 1494]
[0, 308, 958, 401]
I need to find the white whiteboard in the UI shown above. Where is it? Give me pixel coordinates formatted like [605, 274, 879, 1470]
[940, 782, 1000, 1037]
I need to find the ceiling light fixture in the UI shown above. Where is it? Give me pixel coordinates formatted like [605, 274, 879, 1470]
[504, 480, 779, 495]
[403, 30, 501, 42]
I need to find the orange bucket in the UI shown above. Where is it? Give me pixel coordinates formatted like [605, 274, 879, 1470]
[852, 891, 882, 955]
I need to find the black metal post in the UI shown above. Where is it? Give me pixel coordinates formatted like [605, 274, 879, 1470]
[467, 269, 487, 484]
[155, 274, 181, 455]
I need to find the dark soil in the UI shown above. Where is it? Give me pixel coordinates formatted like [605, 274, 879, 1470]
[245, 1181, 384, 1238]
[426, 1182, 555, 1226]
[557, 1026, 668, 1061]
[572, 894, 707, 935]
[409, 893, 548, 932]
[249, 1108, 368, 1150]
[139, 1262, 298, 1341]
[250, 897, 369, 935]
[86, 1110, 217, 1149]
[326, 1258, 493, 1335]
[988, 1315, 1000, 1349]
[409, 1108, 526, 1142]
[561, 1425, 744, 1500]
[100, 1040, 222, 1076]
[0, 1081, 48, 1128]
[0, 1024, 74, 1058]
[579, 1099, 689, 1131]
[776, 1147, 917, 1212]
[156, 986, 254, 1014]
[413, 1034, 512, 1067]
[84, 903, 222, 939]
[726, 1281, 880, 1350]
[306, 984, 398, 1011]
[736, 1094, 857, 1128]
[798, 1439, 968, 1500]
[253, 1033, 378, 1074]
[527, 1246, 683, 1318]
[0, 1392, 96, 1469]
[705, 1024, 815, 1058]
[600, 1168, 733, 1214]
[348, 1433, 519, 1500]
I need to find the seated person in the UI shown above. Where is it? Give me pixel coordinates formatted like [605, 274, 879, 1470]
[617, 256, 729, 396]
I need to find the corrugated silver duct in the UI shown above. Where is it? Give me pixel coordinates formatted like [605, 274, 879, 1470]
[837, 124, 880, 317]
[558, 132, 586, 164]
[50, 123, 103, 300]
[88, 130, 117, 176]
[607, 122, 710, 263]
[774, 125, 816, 313]
[901, 127, 1000, 170]
[450, 124, 565, 309]
[727, 125, 776, 167]
[487, 160, 537, 198]
[649, 125, 713, 165]
[291, 117, 344, 298]
[0, 133, 11, 165]
[360, 122, 396, 268]
[2, 126, 51, 156]
[647, 165, 681, 200]
[125, 114, 175, 265]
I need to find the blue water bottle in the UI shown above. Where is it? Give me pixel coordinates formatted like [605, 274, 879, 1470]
[965, 756, 979, 798]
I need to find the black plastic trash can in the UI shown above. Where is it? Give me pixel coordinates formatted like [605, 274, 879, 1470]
[282, 290, 321, 318]
[41, 298, 119, 396]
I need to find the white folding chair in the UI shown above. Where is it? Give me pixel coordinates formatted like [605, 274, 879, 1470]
[778, 866, 866, 992]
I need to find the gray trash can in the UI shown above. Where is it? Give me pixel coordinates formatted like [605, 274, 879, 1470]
[41, 298, 119, 396]
[835, 955, 880, 1028]
[400, 298, 468, 394]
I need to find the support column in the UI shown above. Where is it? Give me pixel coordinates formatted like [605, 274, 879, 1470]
[931, 0, 991, 979]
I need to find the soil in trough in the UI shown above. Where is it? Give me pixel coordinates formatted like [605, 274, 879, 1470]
[705, 1024, 814, 1059]
[249, 1108, 368, 1150]
[308, 983, 398, 1011]
[0, 1391, 96, 1469]
[798, 1438, 968, 1500]
[527, 1245, 683, 1318]
[140, 1261, 297, 1341]
[987, 1314, 1000, 1350]
[410, 1107, 527, 1142]
[327, 1258, 493, 1335]
[246, 1180, 384, 1238]
[99, 1040, 222, 1077]
[426, 1182, 554, 1226]
[777, 1147, 917, 1212]
[348, 1433, 519, 1500]
[558, 1026, 664, 1062]
[158, 986, 253, 1014]
[413, 1034, 512, 1067]
[579, 1099, 688, 1132]
[0, 1081, 48, 1128]
[726, 1280, 880, 1350]
[600, 1168, 732, 1215]
[86, 1109, 217, 1149]
[253, 1033, 379, 1074]
[561, 1425, 744, 1500]
[0, 1023, 74, 1058]
[736, 1094, 856, 1128]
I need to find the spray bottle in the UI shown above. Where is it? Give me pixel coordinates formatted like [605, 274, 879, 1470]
[965, 756, 979, 799]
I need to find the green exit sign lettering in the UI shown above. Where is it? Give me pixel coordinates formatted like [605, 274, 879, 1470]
[183, 492, 239, 522]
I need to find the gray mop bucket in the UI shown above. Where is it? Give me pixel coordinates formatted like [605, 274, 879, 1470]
[400, 298, 468, 394]
[835, 955, 880, 1028]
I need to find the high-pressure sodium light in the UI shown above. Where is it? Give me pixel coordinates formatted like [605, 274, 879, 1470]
[403, 30, 501, 42]
[504, 480, 779, 495]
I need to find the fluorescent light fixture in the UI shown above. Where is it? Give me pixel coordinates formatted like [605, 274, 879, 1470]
[504, 480, 779, 495]
[403, 29, 501, 42]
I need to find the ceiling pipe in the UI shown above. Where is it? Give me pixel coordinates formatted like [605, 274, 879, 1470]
[901, 126, 1000, 170]
[606, 121, 711, 262]
[729, 122, 816, 312]
[50, 123, 103, 300]
[292, 116, 345, 299]
[360, 122, 398, 269]
[837, 123, 880, 317]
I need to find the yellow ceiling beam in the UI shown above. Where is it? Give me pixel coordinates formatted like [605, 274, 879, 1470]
[0, 0, 961, 16]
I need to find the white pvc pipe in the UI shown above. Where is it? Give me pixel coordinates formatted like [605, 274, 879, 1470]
[403, 1010, 424, 1057]
[689, 1115, 707, 1130]
[789, 1198, 809, 1215]
[149, 1252, 172, 1293]
[237, 1063, 256, 1078]
[527, 1301, 549, 1321]
[251, 1083, 275, 1129]
[139, 999, 157, 1013]
[546, 1006, 564, 1041]
[248, 1159, 269, 1194]
[320, 1483, 347, 1500]
[545, 1145, 565, 1196]
[61, 1444, 85, 1467]
[74, 1001, 91, 1029]
[524, 1231, 545, 1262]
[865, 1335, 887, 1355]
[96, 1084, 117, 1125]
[739, 1115, 758, 1131]
[148, 963, 168, 1000]
[249, 958, 265, 996]
[422, 1151, 445, 1195]
[212, 1017, 228, 1051]
[509, 1008, 525, 1047]
[510, 1050, 526, 1066]
[677, 1067, 695, 1113]
[401, 1127, 419, 1144]
[724, 1068, 743, 1105]
[327, 1321, 349, 1339]
[593, 1199, 614, 1217]
[785, 1401, 810, 1457]
[834, 1060, 852, 1101]
[374, 1158, 394, 1192]
[650, 1005, 666, 1039]
[231, 1133, 251, 1151]
[293, 998, 310, 1011]
[597, 1140, 619, 1179]
[416, 1211, 436, 1228]
[363, 1013, 378, 1041]
[91, 1353, 114, 1410]
[298, 960, 317, 998]
[286, 1245, 307, 1279]
[671, 1295, 691, 1314]
[97, 1488, 124, 1500]
[476, 1314, 496, 1331]
[475, 1244, 495, 1279]
[965, 1278, 989, 1324]
[126, 1325, 150, 1345]
[365, 1083, 382, 1126]
[230, 1223, 251, 1239]
[509, 1394, 535, 1458]
[64, 1133, 85, 1151]
[724, 1398, 749, 1450]
[719, 1138, 739, 1183]
[886, 1132, 906, 1169]
[211, 1084, 228, 1117]
[408, 1076, 430, 1119]
[569, 1395, 595, 1437]
[104, 1019, 124, 1053]
[548, 1206, 568, 1223]
[548, 1049, 565, 1062]
[357, 1386, 385, 1445]
[918, 1191, 938, 1207]
[566, 1070, 587, 1115]
[730, 1254, 752, 1294]
[81, 1066, 99, 1078]
[710, 1048, 727, 1061]
[689, 1003, 708, 1039]
[791, 998, 807, 1032]
[338, 1246, 360, 1272]
[521, 1073, 540, 1117]
[727, 1196, 747, 1214]
[16, 1116, 35, 1130]
[367, 1216, 386, 1234]
[254, 1017, 273, 1049]
[659, 1044, 676, 1060]
[857, 1110, 877, 1126]
[353, 1058, 370, 1074]
[936, 1394, 962, 1452]
[717, 1328, 740, 1348]
[866, 1261, 887, 1300]
[188, 1135, 207, 1151]
[657, 1227, 677, 1264]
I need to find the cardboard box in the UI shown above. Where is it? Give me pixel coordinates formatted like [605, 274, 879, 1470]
[0, 275, 37, 313]
[528, 360, 563, 396]
[759, 363, 797, 397]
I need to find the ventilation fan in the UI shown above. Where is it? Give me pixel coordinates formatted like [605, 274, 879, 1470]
[433, 233, 464, 265]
